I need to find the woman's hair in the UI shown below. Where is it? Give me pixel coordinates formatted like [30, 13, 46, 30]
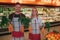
[31, 7, 38, 18]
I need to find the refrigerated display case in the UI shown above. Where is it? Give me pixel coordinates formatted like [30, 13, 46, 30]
[0, 4, 60, 35]
[0, 6, 14, 35]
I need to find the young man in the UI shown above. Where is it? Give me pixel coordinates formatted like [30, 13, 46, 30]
[8, 3, 25, 40]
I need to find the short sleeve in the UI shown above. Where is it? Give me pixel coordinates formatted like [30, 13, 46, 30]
[8, 14, 13, 22]
[39, 17, 43, 27]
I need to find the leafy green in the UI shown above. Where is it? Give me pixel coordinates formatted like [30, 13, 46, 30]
[19, 17, 31, 28]
[45, 22, 50, 32]
[1, 16, 8, 27]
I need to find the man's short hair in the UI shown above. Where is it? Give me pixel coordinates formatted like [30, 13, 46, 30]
[15, 2, 21, 5]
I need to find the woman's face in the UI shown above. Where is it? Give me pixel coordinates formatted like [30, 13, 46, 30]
[32, 8, 37, 16]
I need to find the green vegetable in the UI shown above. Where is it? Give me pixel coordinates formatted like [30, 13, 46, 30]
[1, 16, 8, 27]
[19, 17, 31, 28]
[45, 22, 50, 32]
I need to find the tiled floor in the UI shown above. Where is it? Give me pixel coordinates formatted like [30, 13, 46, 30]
[0, 26, 60, 40]
[0, 35, 11, 40]
[0, 32, 28, 40]
[0, 32, 45, 40]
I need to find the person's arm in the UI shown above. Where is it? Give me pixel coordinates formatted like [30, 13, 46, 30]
[8, 14, 14, 32]
[39, 18, 45, 33]
[39, 18, 43, 30]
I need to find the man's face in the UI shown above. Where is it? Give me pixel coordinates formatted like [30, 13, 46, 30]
[14, 4, 21, 12]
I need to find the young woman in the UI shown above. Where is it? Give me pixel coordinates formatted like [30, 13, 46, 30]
[29, 7, 43, 40]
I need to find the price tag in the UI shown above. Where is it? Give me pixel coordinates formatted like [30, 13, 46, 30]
[22, 0, 35, 1]
[41, 0, 52, 3]
[11, 0, 18, 3]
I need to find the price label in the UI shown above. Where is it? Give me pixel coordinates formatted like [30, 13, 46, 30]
[22, 0, 35, 1]
[11, 0, 35, 3]
[41, 0, 52, 3]
[11, 0, 18, 3]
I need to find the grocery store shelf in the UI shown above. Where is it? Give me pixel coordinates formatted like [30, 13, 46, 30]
[0, 32, 11, 36]
[0, 27, 8, 32]
[0, 27, 8, 29]
[44, 21, 60, 27]
[0, 27, 10, 36]
[0, 31, 10, 34]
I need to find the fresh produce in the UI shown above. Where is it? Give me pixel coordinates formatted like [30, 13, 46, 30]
[46, 31, 60, 40]
[45, 21, 50, 32]
[1, 16, 8, 27]
[19, 17, 31, 28]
